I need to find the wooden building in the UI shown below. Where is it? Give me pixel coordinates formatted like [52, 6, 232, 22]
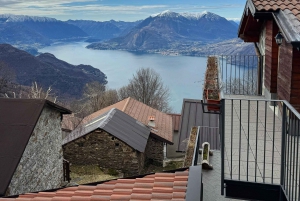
[238, 0, 300, 110]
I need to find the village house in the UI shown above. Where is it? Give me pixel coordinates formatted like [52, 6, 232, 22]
[0, 98, 71, 196]
[238, 0, 300, 110]
[63, 97, 173, 176]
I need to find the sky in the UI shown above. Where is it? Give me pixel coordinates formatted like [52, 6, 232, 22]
[0, 0, 246, 22]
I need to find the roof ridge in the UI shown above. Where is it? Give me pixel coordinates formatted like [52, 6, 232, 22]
[122, 97, 130, 112]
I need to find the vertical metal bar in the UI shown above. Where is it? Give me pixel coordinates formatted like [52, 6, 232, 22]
[286, 108, 291, 196]
[231, 99, 233, 179]
[296, 118, 300, 201]
[239, 99, 242, 180]
[288, 111, 293, 200]
[226, 57, 228, 93]
[272, 101, 276, 184]
[280, 103, 287, 187]
[239, 55, 241, 94]
[248, 56, 250, 94]
[247, 99, 250, 181]
[255, 100, 259, 182]
[252, 55, 254, 93]
[230, 56, 232, 93]
[243, 56, 245, 94]
[263, 101, 267, 183]
[221, 99, 225, 196]
[235, 55, 237, 94]
[292, 113, 297, 201]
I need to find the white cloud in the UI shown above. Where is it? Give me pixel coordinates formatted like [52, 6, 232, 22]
[0, 1, 243, 21]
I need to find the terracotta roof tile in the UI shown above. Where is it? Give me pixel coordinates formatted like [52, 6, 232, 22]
[252, 0, 300, 20]
[0, 169, 189, 201]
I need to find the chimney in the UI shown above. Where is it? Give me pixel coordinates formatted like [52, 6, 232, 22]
[148, 116, 155, 128]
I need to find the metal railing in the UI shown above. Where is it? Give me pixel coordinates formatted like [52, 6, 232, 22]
[63, 159, 71, 183]
[220, 98, 300, 201]
[218, 55, 263, 96]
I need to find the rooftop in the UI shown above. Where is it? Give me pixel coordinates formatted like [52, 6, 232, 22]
[0, 167, 203, 201]
[81, 97, 173, 144]
[0, 98, 71, 196]
[63, 108, 151, 152]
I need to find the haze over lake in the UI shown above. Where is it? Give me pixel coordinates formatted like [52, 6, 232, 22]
[39, 42, 206, 113]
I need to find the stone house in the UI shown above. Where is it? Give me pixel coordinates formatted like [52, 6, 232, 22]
[63, 97, 173, 176]
[238, 0, 300, 110]
[0, 98, 71, 196]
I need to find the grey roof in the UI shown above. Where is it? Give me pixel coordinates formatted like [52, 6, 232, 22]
[274, 9, 300, 44]
[177, 99, 219, 152]
[0, 98, 70, 196]
[63, 108, 151, 153]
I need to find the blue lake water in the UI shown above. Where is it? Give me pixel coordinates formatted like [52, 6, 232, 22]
[39, 42, 207, 113]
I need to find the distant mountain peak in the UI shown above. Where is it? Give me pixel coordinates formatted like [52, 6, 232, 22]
[0, 14, 57, 22]
[151, 10, 223, 21]
[155, 10, 180, 18]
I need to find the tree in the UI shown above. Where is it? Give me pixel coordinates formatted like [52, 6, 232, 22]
[118, 68, 171, 112]
[83, 81, 119, 114]
[0, 61, 15, 94]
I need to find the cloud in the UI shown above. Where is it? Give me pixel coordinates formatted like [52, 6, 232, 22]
[0, 1, 243, 21]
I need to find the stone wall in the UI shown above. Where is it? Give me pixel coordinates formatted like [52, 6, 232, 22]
[63, 130, 142, 176]
[6, 106, 63, 196]
[145, 136, 164, 165]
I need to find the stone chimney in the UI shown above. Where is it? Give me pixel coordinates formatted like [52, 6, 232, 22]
[148, 116, 155, 128]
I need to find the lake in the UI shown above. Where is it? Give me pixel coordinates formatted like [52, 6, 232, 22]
[39, 42, 207, 113]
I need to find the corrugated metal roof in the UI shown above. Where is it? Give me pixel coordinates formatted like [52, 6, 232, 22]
[274, 9, 300, 43]
[0, 98, 70, 196]
[177, 99, 219, 152]
[63, 108, 151, 152]
[80, 97, 173, 144]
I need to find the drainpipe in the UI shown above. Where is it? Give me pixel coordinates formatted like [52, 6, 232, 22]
[254, 42, 263, 96]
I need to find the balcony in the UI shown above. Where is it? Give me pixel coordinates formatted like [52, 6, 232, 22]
[191, 55, 300, 201]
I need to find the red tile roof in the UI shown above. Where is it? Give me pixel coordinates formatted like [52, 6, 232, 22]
[0, 169, 189, 201]
[82, 97, 173, 144]
[252, 0, 300, 20]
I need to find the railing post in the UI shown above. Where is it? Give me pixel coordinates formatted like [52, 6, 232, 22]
[280, 103, 287, 187]
[220, 99, 225, 195]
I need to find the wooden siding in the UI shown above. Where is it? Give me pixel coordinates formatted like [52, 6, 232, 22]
[264, 20, 279, 93]
[277, 40, 293, 102]
[291, 46, 300, 111]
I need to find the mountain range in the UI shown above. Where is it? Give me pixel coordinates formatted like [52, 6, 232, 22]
[66, 20, 141, 42]
[86, 11, 241, 53]
[0, 11, 245, 56]
[0, 44, 107, 99]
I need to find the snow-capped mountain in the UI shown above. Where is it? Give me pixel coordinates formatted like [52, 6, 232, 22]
[88, 10, 238, 51]
[0, 14, 88, 48]
[0, 14, 57, 22]
[151, 10, 224, 21]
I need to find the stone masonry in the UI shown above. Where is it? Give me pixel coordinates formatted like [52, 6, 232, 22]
[63, 130, 143, 176]
[6, 106, 64, 196]
[144, 136, 164, 165]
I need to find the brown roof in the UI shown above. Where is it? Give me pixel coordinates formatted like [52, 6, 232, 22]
[83, 97, 173, 144]
[168, 114, 181, 131]
[61, 114, 82, 131]
[0, 169, 190, 201]
[252, 0, 300, 20]
[0, 98, 71, 196]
